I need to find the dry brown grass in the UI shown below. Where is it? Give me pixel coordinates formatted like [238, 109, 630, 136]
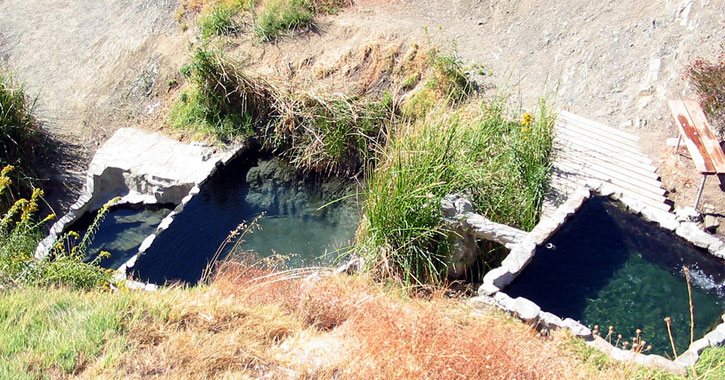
[84, 260, 640, 379]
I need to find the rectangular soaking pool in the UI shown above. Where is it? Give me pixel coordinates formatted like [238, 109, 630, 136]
[505, 197, 725, 357]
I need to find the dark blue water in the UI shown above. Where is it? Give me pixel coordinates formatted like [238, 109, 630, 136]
[69, 205, 173, 269]
[506, 197, 725, 357]
[130, 154, 359, 285]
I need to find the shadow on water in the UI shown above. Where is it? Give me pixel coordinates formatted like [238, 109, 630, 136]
[507, 198, 631, 319]
[506, 197, 725, 356]
[68, 203, 174, 270]
[131, 151, 360, 285]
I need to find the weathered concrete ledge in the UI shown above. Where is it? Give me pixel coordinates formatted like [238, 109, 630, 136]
[35, 128, 240, 261]
[467, 181, 725, 375]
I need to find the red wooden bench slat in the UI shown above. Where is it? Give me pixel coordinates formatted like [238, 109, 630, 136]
[683, 100, 725, 173]
[668, 99, 716, 174]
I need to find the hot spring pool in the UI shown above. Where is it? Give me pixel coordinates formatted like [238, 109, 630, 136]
[130, 154, 359, 285]
[505, 197, 725, 356]
[69, 205, 173, 270]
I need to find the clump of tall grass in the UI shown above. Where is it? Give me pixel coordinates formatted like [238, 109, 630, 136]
[0, 72, 38, 212]
[401, 48, 475, 118]
[255, 0, 352, 41]
[255, 0, 315, 41]
[0, 166, 114, 289]
[687, 54, 725, 140]
[171, 47, 275, 141]
[171, 47, 394, 174]
[358, 99, 554, 285]
[197, 0, 255, 39]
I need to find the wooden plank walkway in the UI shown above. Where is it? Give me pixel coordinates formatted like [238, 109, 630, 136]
[543, 111, 671, 217]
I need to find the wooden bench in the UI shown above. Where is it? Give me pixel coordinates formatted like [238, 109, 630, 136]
[668, 99, 725, 210]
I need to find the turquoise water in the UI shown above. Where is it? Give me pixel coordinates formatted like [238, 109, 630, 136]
[69, 205, 172, 269]
[506, 197, 725, 357]
[131, 154, 359, 285]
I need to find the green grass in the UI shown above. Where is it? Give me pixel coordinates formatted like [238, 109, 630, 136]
[171, 47, 394, 174]
[1, 168, 115, 290]
[0, 72, 38, 211]
[255, 0, 315, 42]
[401, 50, 474, 118]
[170, 47, 271, 141]
[197, 0, 255, 39]
[692, 346, 725, 380]
[0, 287, 170, 379]
[358, 99, 554, 285]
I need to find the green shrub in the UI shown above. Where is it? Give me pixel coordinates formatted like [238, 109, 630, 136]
[402, 50, 474, 118]
[0, 72, 38, 211]
[358, 99, 553, 285]
[199, 4, 237, 38]
[687, 54, 725, 140]
[171, 48, 394, 174]
[170, 47, 273, 141]
[255, 0, 315, 42]
[0, 167, 114, 289]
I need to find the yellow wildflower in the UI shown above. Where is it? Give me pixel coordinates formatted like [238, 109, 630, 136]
[521, 112, 532, 126]
[1, 165, 14, 176]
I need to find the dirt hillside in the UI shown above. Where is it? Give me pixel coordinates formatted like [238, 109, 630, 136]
[1, 0, 723, 218]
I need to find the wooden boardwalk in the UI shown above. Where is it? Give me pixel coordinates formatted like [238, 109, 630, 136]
[543, 111, 671, 217]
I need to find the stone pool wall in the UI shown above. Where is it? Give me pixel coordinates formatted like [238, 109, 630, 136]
[452, 181, 725, 375]
[35, 128, 240, 261]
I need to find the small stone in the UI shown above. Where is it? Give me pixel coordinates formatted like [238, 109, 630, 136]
[469, 296, 497, 310]
[676, 222, 719, 249]
[539, 311, 563, 329]
[512, 297, 541, 322]
[645, 355, 687, 376]
[675, 206, 702, 223]
[665, 137, 680, 147]
[478, 282, 499, 296]
[704, 328, 725, 346]
[477, 19, 485, 25]
[688, 337, 711, 354]
[610, 348, 636, 362]
[674, 350, 699, 367]
[138, 234, 156, 253]
[704, 215, 720, 232]
[482, 267, 516, 289]
[562, 318, 592, 338]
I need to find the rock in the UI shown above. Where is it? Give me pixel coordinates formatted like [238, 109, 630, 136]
[493, 292, 516, 313]
[645, 355, 687, 376]
[464, 213, 527, 247]
[501, 240, 536, 274]
[478, 282, 499, 296]
[665, 137, 680, 147]
[675, 206, 702, 223]
[674, 350, 699, 367]
[562, 318, 592, 339]
[441, 194, 475, 217]
[640, 206, 679, 231]
[469, 296, 497, 310]
[538, 311, 564, 330]
[512, 297, 541, 322]
[586, 336, 613, 356]
[704, 215, 720, 232]
[610, 347, 635, 362]
[676, 222, 720, 249]
[482, 266, 516, 289]
[704, 328, 725, 346]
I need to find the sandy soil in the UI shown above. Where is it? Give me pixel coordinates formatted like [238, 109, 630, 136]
[0, 0, 188, 211]
[1, 0, 723, 226]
